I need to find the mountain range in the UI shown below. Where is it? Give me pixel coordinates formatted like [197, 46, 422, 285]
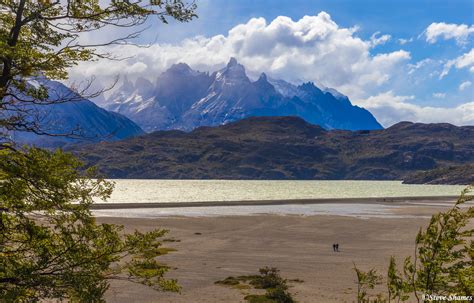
[74, 116, 474, 184]
[9, 58, 384, 147]
[10, 79, 144, 147]
[105, 58, 383, 132]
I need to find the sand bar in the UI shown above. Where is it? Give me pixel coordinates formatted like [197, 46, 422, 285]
[92, 195, 458, 209]
[100, 198, 470, 302]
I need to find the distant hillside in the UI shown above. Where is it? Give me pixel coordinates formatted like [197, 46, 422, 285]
[73, 116, 474, 184]
[105, 58, 382, 132]
[10, 79, 144, 147]
[403, 164, 474, 185]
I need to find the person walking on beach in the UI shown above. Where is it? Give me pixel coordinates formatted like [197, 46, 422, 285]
[335, 243, 339, 252]
[332, 244, 336, 252]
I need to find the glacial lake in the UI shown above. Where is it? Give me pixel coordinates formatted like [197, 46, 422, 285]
[96, 180, 466, 204]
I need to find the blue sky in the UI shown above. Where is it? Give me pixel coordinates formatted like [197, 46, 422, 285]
[73, 0, 474, 126]
[152, 0, 473, 45]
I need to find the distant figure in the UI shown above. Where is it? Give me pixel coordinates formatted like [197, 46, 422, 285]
[335, 243, 339, 252]
[332, 244, 336, 252]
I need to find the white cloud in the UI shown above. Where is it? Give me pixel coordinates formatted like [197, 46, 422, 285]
[459, 80, 472, 91]
[369, 31, 391, 47]
[356, 91, 474, 127]
[440, 48, 474, 79]
[425, 22, 474, 45]
[69, 11, 410, 100]
[432, 92, 446, 98]
[408, 58, 433, 75]
[398, 38, 413, 45]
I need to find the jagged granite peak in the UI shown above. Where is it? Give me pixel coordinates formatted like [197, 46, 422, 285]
[323, 87, 347, 101]
[135, 77, 154, 99]
[164, 62, 208, 77]
[107, 75, 141, 106]
[258, 72, 268, 82]
[103, 59, 383, 132]
[227, 57, 239, 67]
[254, 73, 277, 94]
[154, 63, 213, 118]
[298, 82, 324, 95]
[267, 77, 299, 97]
[215, 57, 249, 84]
[168, 62, 193, 73]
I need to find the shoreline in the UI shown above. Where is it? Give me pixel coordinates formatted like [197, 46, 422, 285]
[91, 195, 458, 209]
[98, 198, 465, 302]
[100, 211, 452, 302]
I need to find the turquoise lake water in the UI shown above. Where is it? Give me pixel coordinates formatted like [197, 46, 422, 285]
[97, 180, 465, 204]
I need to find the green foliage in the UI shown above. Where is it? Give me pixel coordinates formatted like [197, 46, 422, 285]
[244, 294, 276, 303]
[354, 185, 474, 303]
[354, 266, 384, 303]
[254, 267, 289, 290]
[215, 276, 241, 286]
[266, 285, 295, 303]
[0, 147, 179, 301]
[412, 186, 473, 295]
[0, 0, 196, 137]
[386, 257, 410, 302]
[215, 267, 296, 303]
[0, 0, 196, 82]
[0, 1, 196, 301]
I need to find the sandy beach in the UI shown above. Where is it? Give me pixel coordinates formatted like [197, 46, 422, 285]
[94, 198, 465, 303]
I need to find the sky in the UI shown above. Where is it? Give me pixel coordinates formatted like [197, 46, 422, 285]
[70, 0, 474, 127]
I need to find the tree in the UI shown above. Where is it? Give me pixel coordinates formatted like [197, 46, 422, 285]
[0, 0, 196, 141]
[0, 147, 181, 301]
[354, 266, 383, 303]
[353, 185, 474, 302]
[0, 0, 197, 301]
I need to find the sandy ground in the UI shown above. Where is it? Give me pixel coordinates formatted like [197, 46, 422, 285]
[95, 201, 461, 303]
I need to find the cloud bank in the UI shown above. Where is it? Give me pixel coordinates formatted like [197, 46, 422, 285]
[356, 91, 474, 127]
[425, 22, 474, 45]
[68, 12, 473, 126]
[70, 12, 409, 100]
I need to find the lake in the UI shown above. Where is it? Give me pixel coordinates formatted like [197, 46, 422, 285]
[96, 180, 465, 204]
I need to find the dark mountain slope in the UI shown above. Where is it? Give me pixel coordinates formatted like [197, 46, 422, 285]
[403, 164, 474, 185]
[74, 117, 474, 183]
[10, 80, 144, 147]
